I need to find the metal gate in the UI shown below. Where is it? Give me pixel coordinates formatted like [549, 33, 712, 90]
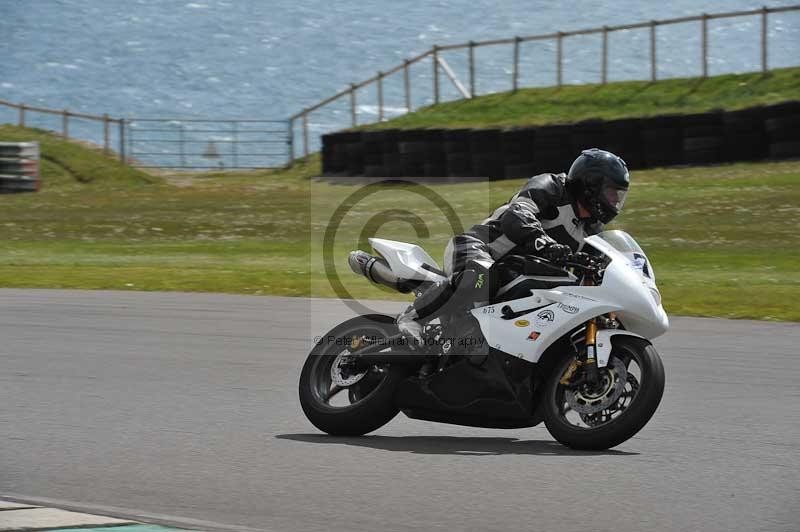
[127, 118, 292, 169]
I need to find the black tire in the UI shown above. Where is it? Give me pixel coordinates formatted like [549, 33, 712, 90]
[765, 115, 800, 142]
[446, 152, 474, 177]
[443, 129, 471, 154]
[769, 141, 800, 159]
[363, 165, 386, 177]
[469, 129, 501, 153]
[681, 112, 722, 129]
[684, 149, 723, 165]
[363, 152, 383, 166]
[504, 163, 536, 180]
[423, 163, 446, 178]
[0, 177, 38, 192]
[684, 125, 723, 138]
[542, 336, 665, 450]
[501, 128, 535, 153]
[299, 315, 407, 436]
[642, 150, 680, 168]
[683, 136, 723, 151]
[471, 152, 504, 180]
[569, 120, 606, 153]
[764, 100, 800, 117]
[398, 141, 427, 154]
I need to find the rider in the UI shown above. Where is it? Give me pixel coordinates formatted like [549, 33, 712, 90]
[397, 148, 630, 343]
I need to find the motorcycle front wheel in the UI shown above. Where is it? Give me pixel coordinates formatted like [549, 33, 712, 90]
[542, 336, 665, 450]
[299, 314, 409, 436]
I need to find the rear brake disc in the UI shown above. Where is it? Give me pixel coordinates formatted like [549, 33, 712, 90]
[330, 350, 367, 387]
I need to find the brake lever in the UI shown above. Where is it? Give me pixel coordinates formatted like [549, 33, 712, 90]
[564, 259, 604, 283]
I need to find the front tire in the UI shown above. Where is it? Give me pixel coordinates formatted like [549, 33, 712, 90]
[543, 336, 665, 450]
[299, 314, 408, 436]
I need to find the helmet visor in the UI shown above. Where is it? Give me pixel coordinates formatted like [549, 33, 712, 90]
[604, 185, 628, 212]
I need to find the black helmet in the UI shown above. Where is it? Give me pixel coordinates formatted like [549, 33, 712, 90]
[566, 148, 630, 224]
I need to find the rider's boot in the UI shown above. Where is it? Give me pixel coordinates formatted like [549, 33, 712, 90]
[396, 279, 454, 348]
[396, 261, 493, 348]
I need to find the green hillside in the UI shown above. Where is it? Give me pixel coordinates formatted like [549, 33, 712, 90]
[370, 67, 800, 130]
[0, 124, 158, 189]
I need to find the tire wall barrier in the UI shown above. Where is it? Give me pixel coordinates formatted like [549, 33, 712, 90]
[0, 141, 40, 193]
[321, 101, 800, 180]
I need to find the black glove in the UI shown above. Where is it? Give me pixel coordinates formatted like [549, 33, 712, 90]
[569, 251, 605, 282]
[538, 243, 572, 265]
[570, 251, 596, 267]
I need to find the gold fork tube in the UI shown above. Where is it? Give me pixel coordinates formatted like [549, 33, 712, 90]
[585, 319, 598, 346]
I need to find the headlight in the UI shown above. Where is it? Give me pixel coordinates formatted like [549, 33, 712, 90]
[649, 287, 662, 306]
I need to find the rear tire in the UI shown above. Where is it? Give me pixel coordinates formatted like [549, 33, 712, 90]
[299, 315, 408, 436]
[543, 336, 665, 450]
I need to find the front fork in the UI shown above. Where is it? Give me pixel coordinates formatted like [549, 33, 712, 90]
[582, 319, 601, 384]
[561, 315, 617, 387]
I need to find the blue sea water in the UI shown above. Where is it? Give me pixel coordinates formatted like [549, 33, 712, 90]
[1, 0, 799, 160]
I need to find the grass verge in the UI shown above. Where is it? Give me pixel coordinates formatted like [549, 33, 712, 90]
[1, 125, 798, 321]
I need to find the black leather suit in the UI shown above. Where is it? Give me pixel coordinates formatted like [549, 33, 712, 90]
[400, 173, 603, 330]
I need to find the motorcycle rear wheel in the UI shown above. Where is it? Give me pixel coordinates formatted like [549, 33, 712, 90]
[542, 336, 665, 450]
[299, 314, 408, 436]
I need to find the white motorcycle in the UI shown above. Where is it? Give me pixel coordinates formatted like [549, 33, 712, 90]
[299, 230, 667, 450]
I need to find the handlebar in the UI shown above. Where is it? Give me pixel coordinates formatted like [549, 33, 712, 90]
[563, 254, 606, 283]
[499, 252, 605, 282]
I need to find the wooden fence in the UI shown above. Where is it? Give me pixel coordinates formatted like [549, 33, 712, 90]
[0, 98, 127, 162]
[289, 4, 800, 163]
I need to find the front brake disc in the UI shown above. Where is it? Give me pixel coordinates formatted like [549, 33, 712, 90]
[566, 357, 628, 415]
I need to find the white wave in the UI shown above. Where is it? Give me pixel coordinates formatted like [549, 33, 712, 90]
[1, 82, 13, 88]
[185, 3, 209, 8]
[42, 62, 79, 69]
[357, 105, 408, 116]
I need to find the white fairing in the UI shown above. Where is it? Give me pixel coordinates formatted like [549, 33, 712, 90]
[470, 231, 669, 367]
[369, 238, 448, 283]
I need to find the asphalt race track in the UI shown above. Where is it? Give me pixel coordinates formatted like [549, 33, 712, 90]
[1, 289, 798, 532]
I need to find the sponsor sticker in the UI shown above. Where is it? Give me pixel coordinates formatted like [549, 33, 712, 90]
[527, 331, 541, 341]
[557, 302, 579, 314]
[514, 319, 530, 327]
[535, 309, 555, 327]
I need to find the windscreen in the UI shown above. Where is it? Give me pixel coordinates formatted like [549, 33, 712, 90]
[595, 230, 644, 254]
[595, 230, 654, 281]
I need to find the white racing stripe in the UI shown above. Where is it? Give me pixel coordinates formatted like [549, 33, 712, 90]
[0, 495, 267, 532]
[0, 503, 135, 531]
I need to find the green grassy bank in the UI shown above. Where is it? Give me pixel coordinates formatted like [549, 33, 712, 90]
[1, 125, 799, 321]
[369, 67, 800, 130]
